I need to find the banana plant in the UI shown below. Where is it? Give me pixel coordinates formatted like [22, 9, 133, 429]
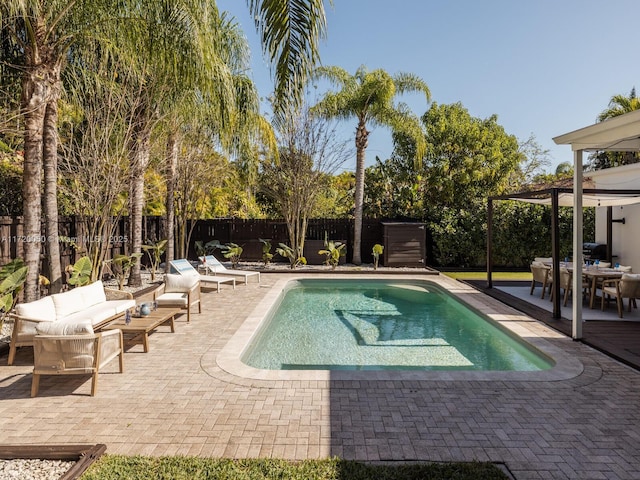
[259, 238, 274, 266]
[276, 243, 307, 269]
[0, 258, 28, 330]
[318, 237, 346, 270]
[65, 256, 93, 287]
[372, 244, 384, 270]
[107, 253, 143, 290]
[220, 243, 243, 269]
[141, 239, 167, 281]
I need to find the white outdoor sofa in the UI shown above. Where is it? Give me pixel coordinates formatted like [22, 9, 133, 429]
[7, 280, 135, 365]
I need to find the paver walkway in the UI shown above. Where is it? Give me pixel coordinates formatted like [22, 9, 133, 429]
[1, 273, 639, 479]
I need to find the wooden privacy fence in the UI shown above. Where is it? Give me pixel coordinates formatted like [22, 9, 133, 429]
[0, 216, 429, 273]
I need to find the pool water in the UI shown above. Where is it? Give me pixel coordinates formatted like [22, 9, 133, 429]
[242, 279, 553, 371]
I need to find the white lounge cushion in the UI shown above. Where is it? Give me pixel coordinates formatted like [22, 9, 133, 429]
[36, 321, 94, 336]
[80, 281, 107, 307]
[622, 273, 640, 281]
[165, 274, 198, 293]
[156, 292, 189, 307]
[51, 287, 87, 318]
[14, 296, 56, 322]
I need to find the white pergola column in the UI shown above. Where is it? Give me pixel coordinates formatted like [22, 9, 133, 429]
[572, 149, 583, 339]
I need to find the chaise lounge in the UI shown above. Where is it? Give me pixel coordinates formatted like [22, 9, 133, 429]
[169, 259, 236, 292]
[199, 255, 260, 285]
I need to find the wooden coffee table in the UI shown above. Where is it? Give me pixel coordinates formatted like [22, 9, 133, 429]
[104, 307, 181, 352]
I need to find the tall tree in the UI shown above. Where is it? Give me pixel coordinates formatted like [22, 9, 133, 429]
[312, 65, 431, 264]
[0, 1, 94, 298]
[260, 107, 349, 265]
[590, 87, 640, 170]
[247, 0, 329, 118]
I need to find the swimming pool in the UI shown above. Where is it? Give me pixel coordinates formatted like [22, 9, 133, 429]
[241, 278, 553, 372]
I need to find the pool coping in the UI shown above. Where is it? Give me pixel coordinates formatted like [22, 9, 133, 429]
[215, 273, 584, 382]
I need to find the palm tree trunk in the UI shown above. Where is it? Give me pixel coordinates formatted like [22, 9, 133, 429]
[43, 81, 63, 293]
[352, 119, 369, 265]
[127, 125, 151, 287]
[165, 133, 178, 265]
[20, 36, 50, 301]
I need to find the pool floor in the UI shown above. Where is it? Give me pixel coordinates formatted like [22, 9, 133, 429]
[217, 274, 582, 381]
[242, 279, 553, 371]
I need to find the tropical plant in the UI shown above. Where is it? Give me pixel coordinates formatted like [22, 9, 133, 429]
[247, 0, 329, 118]
[141, 239, 167, 282]
[65, 256, 93, 287]
[194, 240, 222, 259]
[259, 238, 274, 265]
[0, 258, 28, 330]
[372, 244, 384, 270]
[276, 243, 307, 269]
[589, 87, 640, 169]
[221, 243, 243, 269]
[107, 253, 143, 290]
[318, 236, 345, 269]
[259, 106, 349, 268]
[312, 65, 431, 264]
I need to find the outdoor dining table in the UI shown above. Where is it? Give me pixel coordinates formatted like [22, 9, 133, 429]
[545, 262, 625, 309]
[576, 267, 624, 309]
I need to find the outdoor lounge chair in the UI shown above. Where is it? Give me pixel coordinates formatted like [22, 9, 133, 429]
[169, 258, 236, 292]
[530, 261, 552, 299]
[601, 273, 640, 318]
[31, 323, 124, 397]
[153, 273, 201, 322]
[199, 255, 260, 285]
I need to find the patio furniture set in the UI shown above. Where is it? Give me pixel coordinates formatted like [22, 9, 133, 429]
[7, 256, 259, 397]
[530, 257, 640, 317]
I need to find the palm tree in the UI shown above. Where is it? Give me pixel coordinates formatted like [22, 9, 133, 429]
[598, 87, 640, 121]
[591, 87, 640, 169]
[247, 0, 328, 118]
[2, 0, 327, 296]
[312, 65, 431, 264]
[0, 1, 116, 299]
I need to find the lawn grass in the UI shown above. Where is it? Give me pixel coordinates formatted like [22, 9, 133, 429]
[81, 456, 509, 479]
[443, 271, 531, 281]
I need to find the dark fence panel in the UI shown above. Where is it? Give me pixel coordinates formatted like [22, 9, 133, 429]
[0, 216, 429, 270]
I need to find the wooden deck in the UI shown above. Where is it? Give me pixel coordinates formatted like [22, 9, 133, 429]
[466, 280, 640, 371]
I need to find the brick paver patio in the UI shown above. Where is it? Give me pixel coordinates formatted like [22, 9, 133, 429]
[1, 273, 639, 479]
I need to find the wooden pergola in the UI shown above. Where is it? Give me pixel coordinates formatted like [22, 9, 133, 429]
[487, 110, 640, 339]
[487, 186, 640, 322]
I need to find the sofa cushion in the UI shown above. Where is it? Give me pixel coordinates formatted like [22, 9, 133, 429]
[52, 287, 87, 318]
[80, 280, 107, 308]
[14, 296, 56, 322]
[36, 321, 94, 336]
[165, 274, 198, 293]
[156, 292, 188, 307]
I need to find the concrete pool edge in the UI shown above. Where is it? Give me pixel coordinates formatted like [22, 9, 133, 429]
[214, 273, 584, 382]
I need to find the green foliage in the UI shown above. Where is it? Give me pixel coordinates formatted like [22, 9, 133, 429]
[82, 455, 508, 480]
[108, 253, 144, 290]
[276, 243, 307, 269]
[65, 256, 93, 287]
[194, 240, 222, 258]
[0, 258, 28, 329]
[220, 243, 243, 269]
[141, 239, 167, 282]
[372, 244, 384, 270]
[318, 235, 346, 269]
[0, 158, 23, 216]
[259, 238, 274, 265]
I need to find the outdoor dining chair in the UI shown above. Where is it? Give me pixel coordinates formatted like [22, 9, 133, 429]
[601, 273, 640, 318]
[530, 261, 552, 299]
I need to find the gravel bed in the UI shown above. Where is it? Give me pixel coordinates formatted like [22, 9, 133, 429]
[0, 459, 75, 480]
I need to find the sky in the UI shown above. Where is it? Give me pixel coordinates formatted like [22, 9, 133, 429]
[217, 0, 640, 173]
